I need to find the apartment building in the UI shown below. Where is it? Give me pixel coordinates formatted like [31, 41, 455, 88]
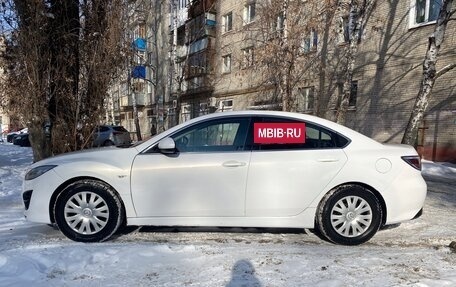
[108, 0, 170, 140]
[172, 0, 455, 162]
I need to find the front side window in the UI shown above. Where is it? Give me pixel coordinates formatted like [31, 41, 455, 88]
[171, 118, 250, 152]
[410, 0, 442, 27]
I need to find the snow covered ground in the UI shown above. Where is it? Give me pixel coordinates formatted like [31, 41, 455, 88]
[0, 143, 455, 287]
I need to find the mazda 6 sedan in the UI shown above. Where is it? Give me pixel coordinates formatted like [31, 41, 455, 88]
[22, 111, 427, 245]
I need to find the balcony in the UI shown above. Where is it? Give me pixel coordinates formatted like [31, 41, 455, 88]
[185, 13, 216, 44]
[176, 45, 188, 59]
[120, 93, 150, 108]
[181, 76, 214, 96]
[188, 0, 216, 18]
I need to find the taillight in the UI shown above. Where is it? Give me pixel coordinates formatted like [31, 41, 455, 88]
[401, 156, 421, 170]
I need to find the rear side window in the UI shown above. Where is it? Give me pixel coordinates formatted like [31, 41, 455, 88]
[249, 117, 349, 150]
[305, 125, 348, 148]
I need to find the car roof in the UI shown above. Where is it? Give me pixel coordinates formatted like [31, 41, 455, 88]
[133, 110, 381, 152]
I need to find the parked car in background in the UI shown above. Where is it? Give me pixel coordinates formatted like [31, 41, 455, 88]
[22, 111, 426, 245]
[7, 128, 28, 143]
[92, 125, 131, 147]
[13, 133, 31, 147]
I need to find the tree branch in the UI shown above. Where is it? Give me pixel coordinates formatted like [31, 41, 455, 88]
[435, 63, 456, 79]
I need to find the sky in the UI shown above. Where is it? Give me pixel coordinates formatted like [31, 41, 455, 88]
[0, 143, 455, 286]
[0, 0, 16, 36]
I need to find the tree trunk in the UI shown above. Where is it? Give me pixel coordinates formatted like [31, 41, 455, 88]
[280, 0, 290, 112]
[318, 7, 334, 118]
[402, 0, 454, 146]
[327, 0, 374, 124]
[336, 45, 355, 124]
[29, 123, 52, 163]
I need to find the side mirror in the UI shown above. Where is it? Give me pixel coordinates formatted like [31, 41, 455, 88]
[157, 137, 176, 153]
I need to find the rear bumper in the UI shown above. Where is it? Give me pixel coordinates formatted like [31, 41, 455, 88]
[383, 171, 427, 225]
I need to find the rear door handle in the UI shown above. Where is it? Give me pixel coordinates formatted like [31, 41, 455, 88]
[222, 161, 247, 168]
[317, 158, 339, 162]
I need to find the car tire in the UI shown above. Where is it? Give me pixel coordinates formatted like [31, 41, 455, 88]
[54, 180, 124, 242]
[316, 185, 382, 245]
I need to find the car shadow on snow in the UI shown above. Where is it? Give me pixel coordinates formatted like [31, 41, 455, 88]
[114, 225, 321, 244]
[119, 225, 309, 235]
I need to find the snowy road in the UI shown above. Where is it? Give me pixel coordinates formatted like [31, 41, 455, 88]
[0, 143, 455, 286]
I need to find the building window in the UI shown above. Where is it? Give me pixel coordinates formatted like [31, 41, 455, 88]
[349, 80, 358, 108]
[181, 104, 192, 123]
[223, 12, 233, 33]
[241, 47, 254, 69]
[134, 23, 146, 39]
[276, 12, 285, 31]
[336, 16, 350, 44]
[222, 54, 232, 73]
[335, 81, 358, 109]
[243, 3, 256, 25]
[410, 0, 442, 27]
[179, 0, 188, 9]
[199, 103, 209, 116]
[297, 87, 314, 112]
[301, 29, 318, 53]
[219, 99, 233, 112]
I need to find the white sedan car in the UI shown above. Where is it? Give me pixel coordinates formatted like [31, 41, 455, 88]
[22, 111, 426, 245]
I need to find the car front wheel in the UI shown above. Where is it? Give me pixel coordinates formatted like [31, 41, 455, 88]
[317, 185, 382, 245]
[54, 180, 124, 242]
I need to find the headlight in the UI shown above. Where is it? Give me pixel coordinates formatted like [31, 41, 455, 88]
[25, 165, 57, 180]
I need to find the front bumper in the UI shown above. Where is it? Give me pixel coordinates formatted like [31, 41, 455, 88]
[22, 169, 64, 224]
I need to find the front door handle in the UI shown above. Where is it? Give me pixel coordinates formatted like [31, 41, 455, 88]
[222, 161, 247, 168]
[317, 158, 340, 162]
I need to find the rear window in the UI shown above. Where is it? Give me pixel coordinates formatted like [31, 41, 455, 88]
[98, 126, 110, 132]
[113, 126, 128, 132]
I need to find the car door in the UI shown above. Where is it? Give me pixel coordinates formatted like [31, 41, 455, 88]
[130, 117, 251, 217]
[245, 116, 349, 217]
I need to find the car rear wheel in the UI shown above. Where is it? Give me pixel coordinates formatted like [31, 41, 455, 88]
[316, 185, 382, 245]
[54, 180, 124, 242]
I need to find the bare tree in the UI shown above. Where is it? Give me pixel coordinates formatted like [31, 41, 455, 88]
[148, 0, 169, 130]
[325, 0, 375, 124]
[252, 0, 329, 113]
[402, 0, 456, 146]
[0, 0, 128, 161]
